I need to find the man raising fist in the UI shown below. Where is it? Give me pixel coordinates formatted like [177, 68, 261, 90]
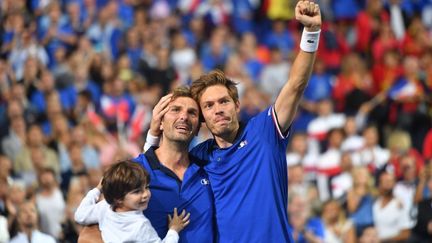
[144, 1, 322, 242]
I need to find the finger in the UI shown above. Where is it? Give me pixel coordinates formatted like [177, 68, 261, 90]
[309, 2, 316, 14]
[183, 219, 190, 227]
[154, 94, 173, 112]
[180, 209, 186, 218]
[183, 213, 190, 222]
[168, 214, 172, 222]
[160, 93, 173, 103]
[173, 207, 178, 216]
[159, 105, 170, 117]
[314, 3, 320, 15]
[295, 1, 305, 16]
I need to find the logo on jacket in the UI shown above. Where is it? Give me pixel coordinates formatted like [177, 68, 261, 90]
[201, 179, 210, 185]
[238, 140, 248, 149]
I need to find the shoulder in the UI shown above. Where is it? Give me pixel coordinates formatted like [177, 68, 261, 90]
[132, 153, 150, 167]
[190, 139, 214, 161]
[35, 230, 56, 243]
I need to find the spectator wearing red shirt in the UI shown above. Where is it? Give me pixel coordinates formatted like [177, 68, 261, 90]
[355, 0, 389, 54]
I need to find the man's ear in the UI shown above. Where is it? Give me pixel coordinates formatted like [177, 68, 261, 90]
[159, 117, 164, 131]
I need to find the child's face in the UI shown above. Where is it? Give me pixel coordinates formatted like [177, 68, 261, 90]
[118, 184, 151, 212]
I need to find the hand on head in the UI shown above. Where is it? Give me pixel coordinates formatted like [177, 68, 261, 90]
[150, 93, 173, 136]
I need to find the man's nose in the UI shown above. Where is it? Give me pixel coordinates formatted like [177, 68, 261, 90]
[214, 103, 224, 114]
[179, 110, 189, 120]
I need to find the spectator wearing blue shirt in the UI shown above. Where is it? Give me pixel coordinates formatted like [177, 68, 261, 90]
[39, 2, 77, 67]
[287, 192, 325, 243]
[262, 19, 296, 59]
[147, 2, 322, 242]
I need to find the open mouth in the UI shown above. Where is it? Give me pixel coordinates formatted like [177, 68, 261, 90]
[174, 123, 191, 133]
[139, 201, 148, 206]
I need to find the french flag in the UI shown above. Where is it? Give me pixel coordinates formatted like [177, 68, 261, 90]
[387, 78, 418, 100]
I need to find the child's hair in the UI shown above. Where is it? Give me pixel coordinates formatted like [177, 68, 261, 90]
[101, 160, 150, 210]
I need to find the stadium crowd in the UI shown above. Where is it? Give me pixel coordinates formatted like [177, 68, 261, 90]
[0, 0, 431, 242]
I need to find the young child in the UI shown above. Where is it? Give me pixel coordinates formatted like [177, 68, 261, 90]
[74, 160, 190, 242]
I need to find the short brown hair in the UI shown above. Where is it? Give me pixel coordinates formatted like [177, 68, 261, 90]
[190, 69, 239, 104]
[101, 160, 149, 210]
[171, 86, 193, 100]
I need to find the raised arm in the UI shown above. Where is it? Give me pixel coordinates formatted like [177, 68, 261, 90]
[74, 188, 107, 225]
[274, 0, 322, 132]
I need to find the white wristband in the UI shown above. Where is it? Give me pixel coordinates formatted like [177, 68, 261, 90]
[300, 28, 321, 53]
[143, 132, 160, 152]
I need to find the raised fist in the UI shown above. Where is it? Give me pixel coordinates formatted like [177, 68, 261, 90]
[295, 0, 322, 31]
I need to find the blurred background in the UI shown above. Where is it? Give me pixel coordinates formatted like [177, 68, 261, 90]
[0, 0, 431, 242]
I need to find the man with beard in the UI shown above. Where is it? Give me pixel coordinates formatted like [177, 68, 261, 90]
[372, 171, 411, 242]
[77, 87, 215, 243]
[146, 1, 322, 241]
[9, 201, 56, 243]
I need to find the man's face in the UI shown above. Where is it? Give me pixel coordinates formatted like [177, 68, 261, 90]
[199, 85, 240, 138]
[379, 173, 395, 196]
[161, 97, 200, 143]
[18, 202, 38, 229]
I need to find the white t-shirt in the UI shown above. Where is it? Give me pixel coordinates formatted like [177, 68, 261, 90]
[36, 188, 66, 238]
[0, 215, 9, 243]
[394, 181, 417, 228]
[330, 172, 353, 199]
[74, 188, 179, 243]
[351, 146, 390, 169]
[373, 197, 412, 240]
[9, 230, 56, 243]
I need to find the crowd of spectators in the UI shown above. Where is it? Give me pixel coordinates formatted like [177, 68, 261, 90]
[0, 0, 431, 242]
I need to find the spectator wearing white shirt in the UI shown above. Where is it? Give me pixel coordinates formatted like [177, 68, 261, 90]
[330, 152, 354, 199]
[341, 116, 365, 153]
[35, 168, 66, 239]
[259, 46, 290, 102]
[286, 132, 319, 182]
[307, 99, 346, 151]
[316, 128, 345, 201]
[393, 154, 418, 229]
[373, 171, 411, 242]
[9, 201, 56, 243]
[170, 31, 196, 85]
[351, 125, 390, 171]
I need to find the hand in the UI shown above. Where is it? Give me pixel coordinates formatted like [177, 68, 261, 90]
[168, 208, 190, 233]
[149, 94, 173, 137]
[96, 179, 103, 191]
[295, 0, 322, 32]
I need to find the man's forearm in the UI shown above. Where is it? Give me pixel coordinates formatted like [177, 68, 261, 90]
[78, 225, 103, 243]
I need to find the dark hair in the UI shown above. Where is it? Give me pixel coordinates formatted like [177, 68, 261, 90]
[190, 69, 239, 104]
[171, 86, 194, 100]
[101, 160, 150, 210]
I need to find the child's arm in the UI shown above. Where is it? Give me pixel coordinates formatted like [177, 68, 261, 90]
[74, 188, 108, 225]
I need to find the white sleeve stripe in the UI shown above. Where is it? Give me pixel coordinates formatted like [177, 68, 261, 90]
[271, 106, 289, 139]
